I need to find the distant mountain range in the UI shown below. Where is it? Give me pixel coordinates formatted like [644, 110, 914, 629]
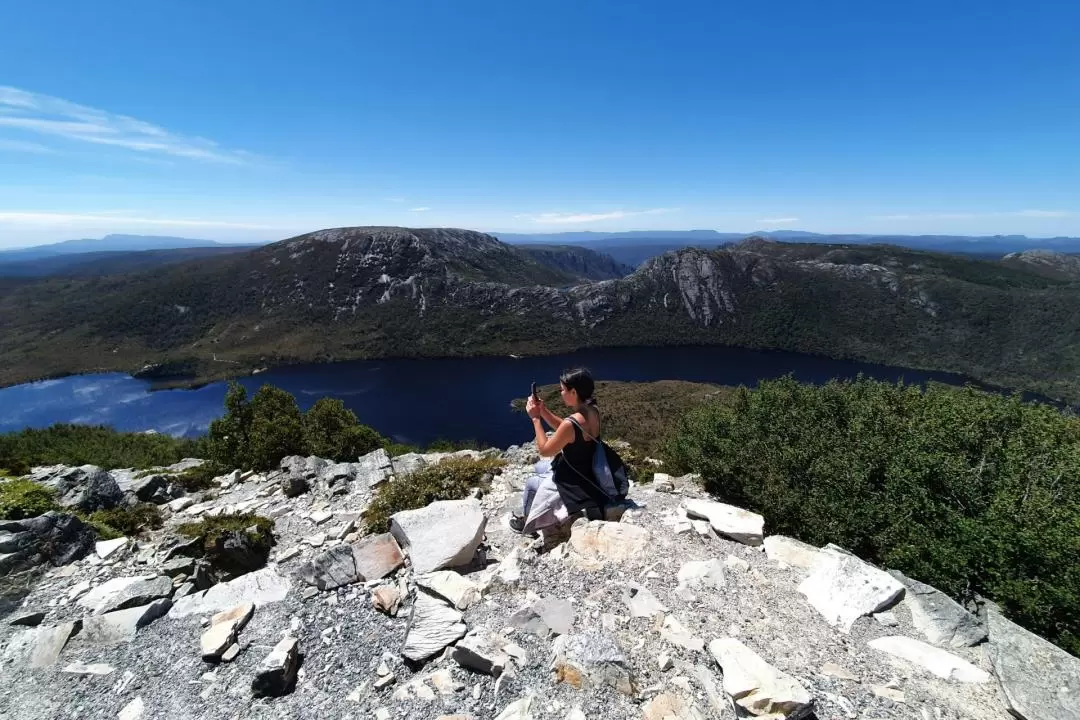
[1, 226, 1078, 405]
[0, 234, 255, 263]
[495, 230, 1080, 267]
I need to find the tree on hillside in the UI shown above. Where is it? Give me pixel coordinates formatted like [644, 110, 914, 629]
[247, 385, 305, 471]
[302, 398, 382, 461]
[206, 382, 253, 469]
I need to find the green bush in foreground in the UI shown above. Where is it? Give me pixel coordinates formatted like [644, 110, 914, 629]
[665, 376, 1080, 655]
[364, 455, 506, 533]
[88, 504, 163, 537]
[0, 479, 59, 520]
[0, 424, 200, 471]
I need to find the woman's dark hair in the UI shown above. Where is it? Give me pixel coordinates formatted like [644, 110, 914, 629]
[560, 367, 596, 407]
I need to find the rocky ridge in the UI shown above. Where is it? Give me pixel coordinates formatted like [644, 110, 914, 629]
[1, 445, 1078, 720]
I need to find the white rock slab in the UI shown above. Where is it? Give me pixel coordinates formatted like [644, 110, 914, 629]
[169, 567, 290, 618]
[868, 635, 990, 683]
[988, 609, 1080, 720]
[797, 551, 904, 632]
[682, 499, 764, 546]
[95, 537, 128, 560]
[400, 591, 467, 662]
[390, 498, 486, 574]
[708, 637, 813, 718]
[763, 535, 823, 569]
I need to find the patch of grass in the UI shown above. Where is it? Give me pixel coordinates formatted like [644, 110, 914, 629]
[0, 424, 201, 471]
[177, 512, 275, 579]
[173, 462, 225, 492]
[514, 380, 734, 458]
[364, 455, 506, 533]
[87, 503, 163, 537]
[0, 479, 59, 520]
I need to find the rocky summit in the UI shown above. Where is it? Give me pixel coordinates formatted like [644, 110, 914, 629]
[2, 444, 1078, 720]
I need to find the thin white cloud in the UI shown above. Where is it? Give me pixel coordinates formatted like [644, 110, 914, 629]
[385, 197, 407, 204]
[409, 207, 431, 212]
[0, 138, 56, 154]
[0, 211, 276, 230]
[758, 217, 799, 224]
[875, 210, 1074, 221]
[0, 86, 254, 164]
[520, 208, 679, 225]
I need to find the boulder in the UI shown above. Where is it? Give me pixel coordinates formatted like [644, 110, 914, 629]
[401, 591, 467, 662]
[416, 570, 481, 611]
[299, 533, 404, 591]
[568, 520, 649, 563]
[114, 472, 171, 505]
[7, 609, 45, 627]
[118, 697, 145, 720]
[763, 536, 823, 570]
[797, 550, 904, 632]
[660, 615, 704, 653]
[352, 532, 405, 580]
[867, 636, 990, 683]
[682, 499, 765, 546]
[390, 499, 486, 574]
[201, 603, 254, 662]
[708, 637, 813, 718]
[80, 598, 171, 645]
[39, 465, 123, 512]
[453, 627, 512, 676]
[551, 632, 634, 695]
[0, 512, 95, 575]
[280, 474, 309, 498]
[78, 575, 173, 615]
[252, 636, 300, 697]
[889, 570, 986, 648]
[2, 621, 80, 668]
[169, 567, 290, 618]
[987, 609, 1080, 720]
[203, 527, 272, 580]
[357, 448, 394, 487]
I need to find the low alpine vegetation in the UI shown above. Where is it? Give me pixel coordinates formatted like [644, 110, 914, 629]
[665, 376, 1080, 655]
[0, 479, 59, 520]
[364, 455, 506, 533]
[177, 512, 275, 580]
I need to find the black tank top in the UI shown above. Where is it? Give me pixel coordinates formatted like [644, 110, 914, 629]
[551, 413, 607, 515]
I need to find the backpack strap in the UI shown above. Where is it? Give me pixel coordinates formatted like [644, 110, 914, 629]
[567, 415, 600, 443]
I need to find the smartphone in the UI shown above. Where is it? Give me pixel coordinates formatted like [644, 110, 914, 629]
[531, 381, 538, 399]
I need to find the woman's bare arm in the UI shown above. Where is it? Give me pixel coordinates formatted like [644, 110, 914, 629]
[533, 418, 575, 457]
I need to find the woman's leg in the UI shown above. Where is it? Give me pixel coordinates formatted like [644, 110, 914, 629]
[521, 474, 542, 517]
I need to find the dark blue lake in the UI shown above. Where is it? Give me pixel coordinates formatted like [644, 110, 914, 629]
[0, 346, 986, 449]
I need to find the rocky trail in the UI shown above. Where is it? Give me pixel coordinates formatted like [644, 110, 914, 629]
[1, 444, 1077, 720]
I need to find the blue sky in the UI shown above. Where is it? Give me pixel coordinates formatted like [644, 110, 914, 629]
[1, 0, 1078, 247]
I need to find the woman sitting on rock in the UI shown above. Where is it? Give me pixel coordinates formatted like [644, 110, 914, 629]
[509, 367, 612, 534]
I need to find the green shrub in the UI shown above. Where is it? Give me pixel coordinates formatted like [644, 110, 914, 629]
[665, 376, 1080, 655]
[206, 382, 252, 470]
[173, 462, 226, 492]
[177, 513, 275, 579]
[0, 424, 200, 471]
[302, 398, 382, 460]
[364, 456, 506, 533]
[0, 479, 59, 520]
[88, 504, 163, 537]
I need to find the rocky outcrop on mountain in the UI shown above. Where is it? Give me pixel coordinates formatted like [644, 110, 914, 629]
[33, 465, 124, 512]
[1002, 248, 1080, 280]
[0, 512, 96, 575]
[0, 443, 1077, 720]
[515, 244, 633, 282]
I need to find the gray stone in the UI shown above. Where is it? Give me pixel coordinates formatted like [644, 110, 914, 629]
[2, 621, 80, 668]
[552, 632, 634, 695]
[280, 474, 309, 498]
[169, 567, 290, 618]
[161, 556, 196, 578]
[201, 603, 254, 661]
[401, 591, 467, 662]
[416, 570, 481, 610]
[371, 586, 402, 615]
[495, 695, 535, 720]
[682, 499, 765, 546]
[357, 448, 394, 487]
[510, 596, 575, 637]
[80, 598, 171, 645]
[798, 550, 904, 632]
[115, 472, 171, 504]
[118, 696, 145, 720]
[568, 520, 650, 562]
[0, 512, 95, 575]
[708, 637, 813, 718]
[95, 537, 128, 559]
[623, 582, 669, 618]
[677, 559, 726, 591]
[453, 627, 511, 676]
[300, 533, 404, 591]
[39, 465, 124, 512]
[660, 615, 704, 653]
[890, 570, 987, 648]
[78, 575, 172, 614]
[7, 609, 46, 626]
[868, 636, 990, 683]
[252, 636, 300, 697]
[763, 535, 823, 569]
[988, 609, 1080, 720]
[390, 498, 486, 574]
